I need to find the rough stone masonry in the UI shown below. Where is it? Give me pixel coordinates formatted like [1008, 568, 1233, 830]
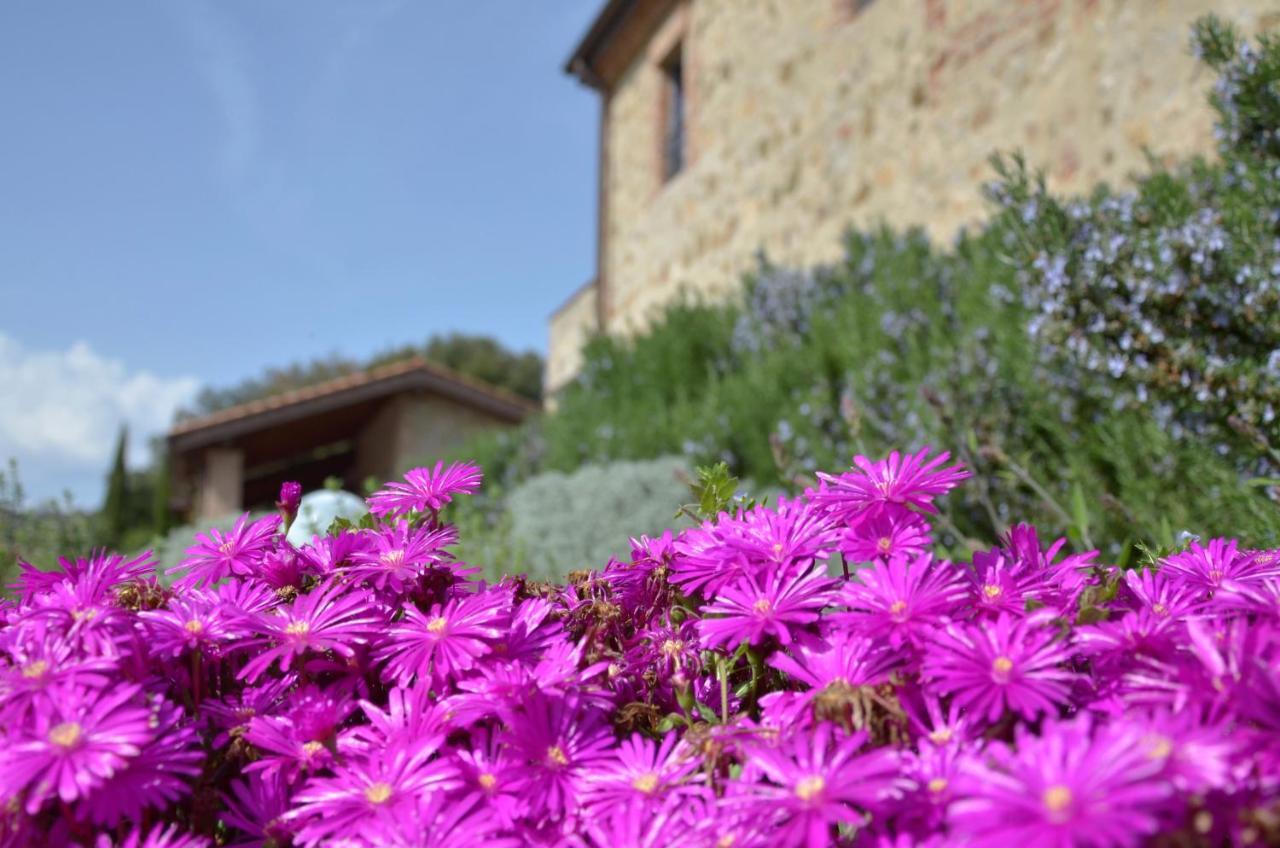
[546, 0, 1278, 396]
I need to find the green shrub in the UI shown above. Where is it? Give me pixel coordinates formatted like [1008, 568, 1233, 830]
[456, 16, 1280, 558]
[452, 456, 692, 581]
[994, 15, 1280, 472]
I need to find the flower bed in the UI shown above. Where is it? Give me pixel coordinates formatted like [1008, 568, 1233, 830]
[2, 452, 1278, 846]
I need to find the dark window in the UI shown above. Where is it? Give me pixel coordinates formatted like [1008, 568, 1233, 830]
[662, 46, 685, 180]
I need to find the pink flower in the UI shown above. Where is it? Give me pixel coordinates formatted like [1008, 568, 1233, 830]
[238, 581, 382, 682]
[838, 553, 966, 648]
[814, 448, 969, 523]
[924, 612, 1076, 721]
[368, 461, 483, 517]
[170, 514, 281, 588]
[0, 683, 153, 813]
[376, 592, 505, 687]
[743, 722, 906, 847]
[285, 738, 460, 847]
[698, 564, 838, 650]
[950, 715, 1171, 847]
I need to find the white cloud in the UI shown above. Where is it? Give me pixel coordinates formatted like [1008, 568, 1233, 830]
[0, 334, 199, 507]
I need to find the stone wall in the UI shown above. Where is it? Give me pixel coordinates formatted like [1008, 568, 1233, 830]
[547, 0, 1277, 394]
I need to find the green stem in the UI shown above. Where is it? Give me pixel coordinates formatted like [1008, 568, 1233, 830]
[718, 657, 730, 723]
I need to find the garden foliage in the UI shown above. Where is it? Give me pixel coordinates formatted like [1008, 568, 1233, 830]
[998, 16, 1280, 473]
[499, 17, 1280, 557]
[2, 456, 1279, 846]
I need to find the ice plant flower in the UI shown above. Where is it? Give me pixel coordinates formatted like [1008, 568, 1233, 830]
[238, 581, 382, 681]
[838, 553, 966, 648]
[1161, 537, 1278, 594]
[744, 722, 905, 847]
[285, 738, 460, 846]
[0, 683, 153, 813]
[368, 461, 483, 517]
[924, 612, 1076, 721]
[376, 592, 505, 686]
[170, 514, 281, 588]
[698, 563, 839, 650]
[950, 715, 1172, 847]
[814, 447, 970, 523]
[581, 733, 701, 814]
[346, 521, 458, 593]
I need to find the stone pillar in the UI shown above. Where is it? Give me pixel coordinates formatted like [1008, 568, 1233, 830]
[197, 447, 243, 522]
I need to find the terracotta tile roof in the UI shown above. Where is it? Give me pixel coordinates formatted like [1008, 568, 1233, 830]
[168, 356, 537, 443]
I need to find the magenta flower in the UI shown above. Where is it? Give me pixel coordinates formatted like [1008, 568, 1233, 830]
[285, 739, 460, 847]
[1161, 537, 1279, 594]
[376, 591, 505, 687]
[504, 694, 614, 818]
[581, 733, 701, 814]
[138, 590, 230, 658]
[368, 460, 483, 517]
[764, 632, 899, 726]
[238, 581, 382, 682]
[276, 481, 302, 518]
[0, 683, 152, 813]
[96, 824, 212, 848]
[814, 448, 969, 522]
[838, 553, 966, 648]
[10, 551, 155, 604]
[346, 521, 458, 593]
[950, 715, 1171, 847]
[77, 697, 202, 826]
[170, 513, 281, 588]
[839, 507, 932, 565]
[743, 722, 905, 847]
[698, 564, 838, 650]
[0, 634, 116, 723]
[221, 772, 293, 848]
[924, 612, 1076, 721]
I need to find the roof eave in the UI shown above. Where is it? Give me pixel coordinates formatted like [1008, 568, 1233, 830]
[563, 0, 637, 89]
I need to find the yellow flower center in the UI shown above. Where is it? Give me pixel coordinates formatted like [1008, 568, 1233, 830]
[219, 541, 236, 555]
[72, 607, 97, 622]
[889, 599, 908, 619]
[1144, 735, 1173, 760]
[364, 782, 393, 805]
[1152, 602, 1168, 616]
[284, 621, 310, 636]
[546, 745, 569, 767]
[426, 617, 448, 634]
[878, 536, 893, 553]
[992, 656, 1014, 678]
[184, 619, 204, 634]
[1042, 784, 1073, 820]
[661, 639, 685, 657]
[381, 550, 406, 568]
[716, 837, 736, 848]
[477, 773, 497, 791]
[982, 584, 1002, 599]
[753, 598, 773, 615]
[302, 741, 325, 758]
[632, 772, 660, 793]
[795, 775, 825, 802]
[22, 660, 49, 679]
[772, 543, 784, 557]
[929, 728, 952, 745]
[927, 777, 948, 794]
[48, 722, 82, 748]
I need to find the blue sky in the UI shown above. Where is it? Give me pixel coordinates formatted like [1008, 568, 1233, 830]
[0, 1, 601, 505]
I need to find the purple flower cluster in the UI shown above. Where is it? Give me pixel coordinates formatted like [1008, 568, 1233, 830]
[3, 452, 1279, 846]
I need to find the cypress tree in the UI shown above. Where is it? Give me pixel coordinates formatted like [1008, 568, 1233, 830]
[102, 425, 129, 548]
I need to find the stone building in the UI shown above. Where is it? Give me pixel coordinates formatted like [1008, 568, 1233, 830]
[546, 0, 1277, 396]
[167, 358, 535, 523]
